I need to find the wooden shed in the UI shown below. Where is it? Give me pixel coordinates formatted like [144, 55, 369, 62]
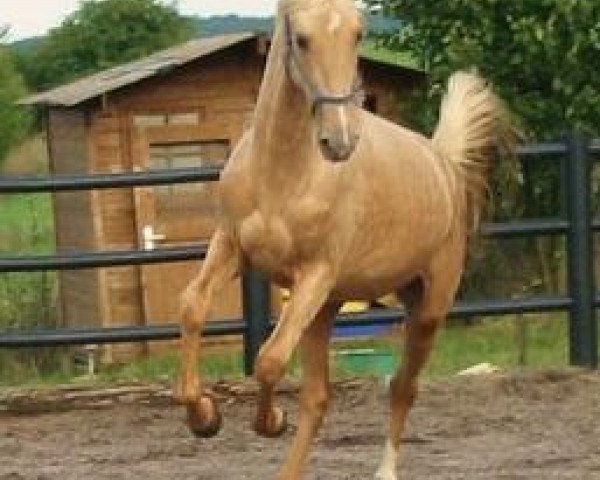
[23, 32, 425, 360]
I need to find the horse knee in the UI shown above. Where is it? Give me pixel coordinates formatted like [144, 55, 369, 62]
[179, 282, 209, 331]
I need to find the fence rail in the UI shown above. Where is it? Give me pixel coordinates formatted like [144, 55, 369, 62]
[0, 219, 576, 273]
[0, 296, 573, 348]
[0, 245, 207, 272]
[0, 136, 598, 371]
[0, 166, 221, 193]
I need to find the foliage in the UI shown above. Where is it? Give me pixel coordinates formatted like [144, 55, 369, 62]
[10, 12, 405, 92]
[0, 193, 59, 385]
[365, 0, 600, 296]
[0, 28, 31, 163]
[365, 0, 600, 139]
[192, 15, 273, 37]
[360, 39, 420, 70]
[28, 0, 194, 90]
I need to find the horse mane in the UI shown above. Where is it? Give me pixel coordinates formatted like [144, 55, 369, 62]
[432, 71, 515, 232]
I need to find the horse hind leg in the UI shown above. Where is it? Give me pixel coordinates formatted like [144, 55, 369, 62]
[375, 264, 463, 480]
[173, 229, 239, 437]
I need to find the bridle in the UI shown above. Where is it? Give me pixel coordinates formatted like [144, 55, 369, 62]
[284, 15, 364, 115]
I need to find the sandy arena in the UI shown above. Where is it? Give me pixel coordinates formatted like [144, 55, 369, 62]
[1, 371, 599, 479]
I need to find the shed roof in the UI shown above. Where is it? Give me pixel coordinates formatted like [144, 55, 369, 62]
[22, 32, 423, 107]
[21, 32, 257, 107]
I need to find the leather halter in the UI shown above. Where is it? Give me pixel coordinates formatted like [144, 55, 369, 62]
[284, 15, 364, 114]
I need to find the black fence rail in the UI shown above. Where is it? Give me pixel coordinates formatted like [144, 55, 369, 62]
[0, 135, 598, 372]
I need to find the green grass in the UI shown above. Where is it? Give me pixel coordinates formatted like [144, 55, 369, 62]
[0, 193, 55, 254]
[1, 313, 586, 389]
[0, 348, 76, 387]
[424, 315, 571, 378]
[0, 193, 57, 332]
[328, 314, 574, 380]
[98, 349, 245, 385]
[0, 193, 59, 386]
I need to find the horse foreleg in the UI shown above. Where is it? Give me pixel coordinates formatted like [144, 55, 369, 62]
[173, 229, 239, 437]
[253, 264, 333, 439]
[278, 302, 338, 480]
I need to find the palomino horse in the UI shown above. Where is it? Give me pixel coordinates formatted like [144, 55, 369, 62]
[173, 0, 512, 478]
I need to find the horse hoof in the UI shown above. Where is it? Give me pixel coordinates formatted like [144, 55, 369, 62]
[186, 396, 223, 438]
[254, 406, 288, 438]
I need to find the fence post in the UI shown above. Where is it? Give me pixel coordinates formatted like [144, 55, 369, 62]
[566, 133, 598, 368]
[242, 270, 271, 375]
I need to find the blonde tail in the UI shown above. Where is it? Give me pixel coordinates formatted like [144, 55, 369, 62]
[432, 71, 513, 232]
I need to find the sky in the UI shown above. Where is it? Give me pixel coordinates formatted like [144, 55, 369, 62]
[1, 0, 279, 41]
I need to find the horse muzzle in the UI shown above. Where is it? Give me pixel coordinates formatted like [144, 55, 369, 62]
[317, 103, 361, 162]
[318, 134, 358, 162]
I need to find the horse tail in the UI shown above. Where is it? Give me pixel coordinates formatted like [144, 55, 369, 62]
[431, 71, 514, 232]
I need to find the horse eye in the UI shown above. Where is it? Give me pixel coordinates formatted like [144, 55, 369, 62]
[296, 34, 310, 51]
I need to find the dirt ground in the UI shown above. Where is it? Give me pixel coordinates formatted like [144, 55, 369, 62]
[0, 370, 599, 480]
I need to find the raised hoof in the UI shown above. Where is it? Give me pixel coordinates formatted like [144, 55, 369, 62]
[186, 396, 223, 438]
[254, 407, 288, 438]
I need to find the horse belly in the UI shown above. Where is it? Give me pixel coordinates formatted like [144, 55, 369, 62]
[334, 259, 418, 301]
[333, 225, 441, 300]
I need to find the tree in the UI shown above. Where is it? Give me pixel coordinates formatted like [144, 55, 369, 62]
[32, 0, 194, 90]
[366, 0, 600, 139]
[0, 27, 31, 164]
[366, 1, 600, 296]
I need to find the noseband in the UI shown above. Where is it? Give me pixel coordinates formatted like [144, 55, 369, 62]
[284, 15, 364, 114]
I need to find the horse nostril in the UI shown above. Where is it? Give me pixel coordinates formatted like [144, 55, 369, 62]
[318, 136, 355, 162]
[319, 137, 337, 159]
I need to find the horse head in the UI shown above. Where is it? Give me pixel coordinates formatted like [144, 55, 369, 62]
[281, 0, 364, 162]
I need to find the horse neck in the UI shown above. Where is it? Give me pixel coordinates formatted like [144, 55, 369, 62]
[252, 22, 317, 184]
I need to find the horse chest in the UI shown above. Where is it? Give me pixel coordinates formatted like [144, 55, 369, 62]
[239, 211, 293, 273]
[237, 198, 333, 275]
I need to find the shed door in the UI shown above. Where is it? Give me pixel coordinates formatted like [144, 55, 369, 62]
[132, 122, 242, 332]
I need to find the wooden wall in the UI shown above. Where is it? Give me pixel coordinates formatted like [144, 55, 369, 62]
[48, 109, 100, 329]
[360, 60, 424, 124]
[86, 105, 146, 360]
[111, 42, 262, 134]
[87, 41, 263, 357]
